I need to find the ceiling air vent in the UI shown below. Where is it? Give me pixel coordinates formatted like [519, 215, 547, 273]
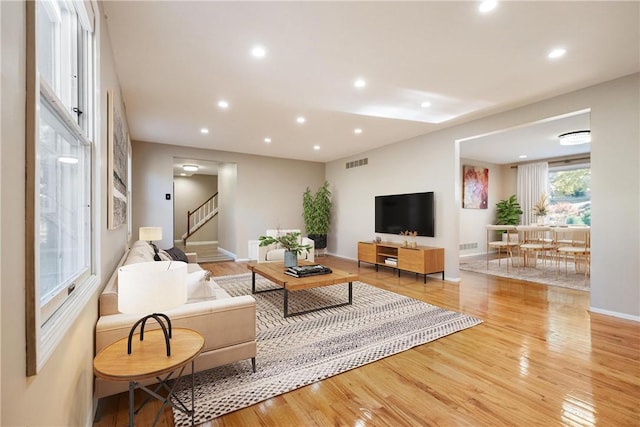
[346, 158, 368, 169]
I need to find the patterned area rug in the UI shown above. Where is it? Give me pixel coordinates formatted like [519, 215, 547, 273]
[460, 256, 590, 291]
[172, 273, 482, 426]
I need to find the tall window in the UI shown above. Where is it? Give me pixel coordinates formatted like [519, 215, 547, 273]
[27, 0, 96, 375]
[548, 164, 591, 225]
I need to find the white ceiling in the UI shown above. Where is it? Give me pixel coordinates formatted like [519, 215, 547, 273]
[103, 1, 639, 164]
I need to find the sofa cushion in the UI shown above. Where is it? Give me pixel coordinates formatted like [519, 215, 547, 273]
[187, 270, 230, 302]
[164, 246, 189, 263]
[157, 249, 172, 261]
[126, 241, 157, 264]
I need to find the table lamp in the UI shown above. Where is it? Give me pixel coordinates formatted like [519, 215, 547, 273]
[139, 226, 163, 261]
[118, 260, 188, 356]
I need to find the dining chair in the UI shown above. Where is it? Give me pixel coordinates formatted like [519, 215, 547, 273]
[517, 225, 554, 270]
[486, 225, 520, 272]
[553, 227, 591, 280]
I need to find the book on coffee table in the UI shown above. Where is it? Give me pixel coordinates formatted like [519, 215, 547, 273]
[285, 264, 333, 277]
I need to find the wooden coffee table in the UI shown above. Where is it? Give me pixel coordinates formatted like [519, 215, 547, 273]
[247, 261, 358, 317]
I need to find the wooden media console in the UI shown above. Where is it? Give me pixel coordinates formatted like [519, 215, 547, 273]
[357, 241, 445, 283]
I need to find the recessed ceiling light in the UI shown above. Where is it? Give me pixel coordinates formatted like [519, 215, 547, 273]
[313, 145, 320, 150]
[251, 45, 266, 58]
[354, 78, 366, 88]
[264, 137, 272, 143]
[180, 173, 187, 176]
[519, 155, 528, 159]
[58, 156, 79, 164]
[217, 100, 229, 109]
[183, 165, 199, 172]
[296, 116, 306, 124]
[200, 128, 209, 134]
[558, 130, 591, 145]
[548, 47, 567, 59]
[478, 0, 498, 13]
[354, 128, 363, 134]
[421, 101, 432, 108]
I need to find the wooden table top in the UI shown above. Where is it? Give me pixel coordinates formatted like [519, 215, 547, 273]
[247, 261, 358, 291]
[94, 328, 204, 382]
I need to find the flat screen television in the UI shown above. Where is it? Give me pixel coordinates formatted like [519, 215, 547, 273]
[375, 192, 435, 237]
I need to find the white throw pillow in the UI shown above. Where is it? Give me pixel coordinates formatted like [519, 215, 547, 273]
[186, 270, 222, 303]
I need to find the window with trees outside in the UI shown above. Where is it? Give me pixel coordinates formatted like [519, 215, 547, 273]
[548, 164, 591, 226]
[26, 0, 97, 375]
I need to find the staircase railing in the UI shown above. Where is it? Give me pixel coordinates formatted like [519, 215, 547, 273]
[183, 192, 218, 244]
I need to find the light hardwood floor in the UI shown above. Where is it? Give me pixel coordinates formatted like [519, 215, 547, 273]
[94, 255, 640, 426]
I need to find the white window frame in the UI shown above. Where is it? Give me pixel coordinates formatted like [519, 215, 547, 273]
[26, 0, 99, 376]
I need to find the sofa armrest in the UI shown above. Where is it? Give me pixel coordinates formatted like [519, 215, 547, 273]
[302, 237, 315, 262]
[96, 295, 256, 354]
[186, 252, 198, 263]
[257, 243, 276, 263]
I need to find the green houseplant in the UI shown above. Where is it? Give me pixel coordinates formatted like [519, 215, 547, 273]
[302, 181, 332, 250]
[258, 231, 312, 267]
[496, 194, 523, 226]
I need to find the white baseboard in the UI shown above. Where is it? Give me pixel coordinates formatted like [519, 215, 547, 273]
[589, 306, 640, 322]
[217, 246, 236, 259]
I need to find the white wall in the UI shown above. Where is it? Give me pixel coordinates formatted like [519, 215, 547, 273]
[328, 73, 640, 319]
[174, 174, 218, 243]
[326, 135, 461, 280]
[459, 159, 507, 257]
[1, 3, 130, 425]
[218, 163, 237, 255]
[132, 141, 326, 259]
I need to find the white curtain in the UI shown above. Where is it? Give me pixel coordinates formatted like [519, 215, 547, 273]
[517, 162, 549, 225]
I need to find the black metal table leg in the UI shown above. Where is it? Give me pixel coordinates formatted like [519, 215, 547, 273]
[251, 271, 256, 293]
[284, 289, 289, 318]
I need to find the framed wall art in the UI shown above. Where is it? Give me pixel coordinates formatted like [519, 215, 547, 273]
[462, 165, 489, 209]
[107, 89, 129, 229]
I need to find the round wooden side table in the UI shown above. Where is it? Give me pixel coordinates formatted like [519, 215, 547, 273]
[94, 327, 204, 426]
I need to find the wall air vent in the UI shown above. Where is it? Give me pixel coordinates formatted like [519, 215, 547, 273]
[459, 243, 478, 250]
[346, 158, 368, 169]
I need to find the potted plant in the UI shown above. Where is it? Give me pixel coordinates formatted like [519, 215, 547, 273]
[258, 231, 312, 268]
[302, 181, 332, 250]
[495, 195, 523, 242]
[532, 193, 549, 224]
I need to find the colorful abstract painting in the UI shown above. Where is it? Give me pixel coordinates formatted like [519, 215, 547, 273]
[463, 165, 489, 209]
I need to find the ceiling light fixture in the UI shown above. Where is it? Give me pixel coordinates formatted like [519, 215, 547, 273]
[558, 130, 591, 145]
[548, 47, 567, 59]
[217, 100, 229, 109]
[354, 78, 366, 88]
[264, 137, 272, 143]
[296, 116, 306, 124]
[251, 45, 266, 58]
[478, 0, 498, 13]
[313, 145, 320, 150]
[200, 128, 209, 134]
[354, 128, 363, 134]
[519, 155, 528, 159]
[182, 165, 199, 172]
[420, 101, 432, 108]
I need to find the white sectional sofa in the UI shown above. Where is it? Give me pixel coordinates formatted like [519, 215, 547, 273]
[95, 240, 256, 399]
